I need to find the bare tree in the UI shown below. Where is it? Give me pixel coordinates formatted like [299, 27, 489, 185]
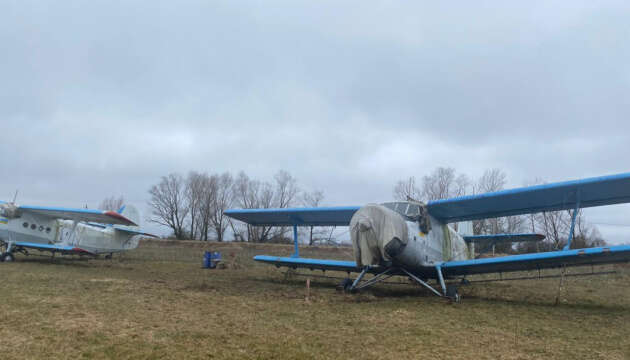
[210, 172, 233, 242]
[301, 189, 327, 245]
[274, 170, 299, 208]
[473, 168, 524, 253]
[197, 174, 218, 241]
[148, 173, 190, 240]
[99, 196, 125, 211]
[421, 167, 470, 201]
[186, 171, 205, 240]
[230, 170, 299, 243]
[473, 168, 508, 236]
[393, 176, 421, 201]
[232, 172, 267, 242]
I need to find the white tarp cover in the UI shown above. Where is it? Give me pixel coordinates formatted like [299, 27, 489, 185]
[350, 204, 408, 267]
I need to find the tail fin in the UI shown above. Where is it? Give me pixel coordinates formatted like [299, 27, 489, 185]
[118, 205, 140, 228]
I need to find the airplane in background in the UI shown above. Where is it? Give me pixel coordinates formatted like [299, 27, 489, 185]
[0, 201, 154, 262]
[226, 172, 630, 301]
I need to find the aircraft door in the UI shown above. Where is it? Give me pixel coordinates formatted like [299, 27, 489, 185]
[57, 226, 73, 245]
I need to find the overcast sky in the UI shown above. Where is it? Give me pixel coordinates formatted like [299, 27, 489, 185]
[2, 1, 629, 242]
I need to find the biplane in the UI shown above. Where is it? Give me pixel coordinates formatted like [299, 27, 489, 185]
[0, 202, 153, 262]
[226, 172, 630, 300]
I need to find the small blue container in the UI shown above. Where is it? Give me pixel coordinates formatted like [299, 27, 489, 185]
[203, 251, 222, 269]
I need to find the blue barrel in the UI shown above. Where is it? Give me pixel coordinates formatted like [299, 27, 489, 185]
[203, 251, 212, 268]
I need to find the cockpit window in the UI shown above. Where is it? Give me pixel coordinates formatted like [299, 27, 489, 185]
[382, 201, 421, 220]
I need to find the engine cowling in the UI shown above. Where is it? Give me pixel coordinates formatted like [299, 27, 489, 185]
[0, 203, 19, 219]
[350, 204, 409, 267]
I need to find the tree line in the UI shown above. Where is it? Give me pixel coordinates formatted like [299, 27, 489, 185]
[393, 167, 606, 253]
[147, 170, 327, 243]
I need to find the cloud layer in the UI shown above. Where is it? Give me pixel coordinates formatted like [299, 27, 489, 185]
[2, 1, 629, 242]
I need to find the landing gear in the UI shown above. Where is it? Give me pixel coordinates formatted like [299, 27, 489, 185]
[338, 278, 355, 292]
[446, 284, 460, 303]
[1, 252, 14, 262]
[104, 253, 113, 260]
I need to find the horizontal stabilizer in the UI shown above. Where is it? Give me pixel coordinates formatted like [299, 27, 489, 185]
[226, 207, 360, 226]
[114, 226, 157, 237]
[463, 233, 545, 244]
[428, 172, 630, 223]
[86, 222, 157, 237]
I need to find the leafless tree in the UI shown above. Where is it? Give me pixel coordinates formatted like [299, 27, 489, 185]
[230, 170, 299, 243]
[99, 196, 125, 211]
[186, 171, 206, 240]
[301, 189, 328, 245]
[209, 172, 233, 242]
[393, 176, 421, 201]
[196, 174, 217, 241]
[472, 169, 525, 253]
[274, 170, 299, 208]
[421, 167, 470, 201]
[232, 172, 267, 242]
[148, 173, 190, 239]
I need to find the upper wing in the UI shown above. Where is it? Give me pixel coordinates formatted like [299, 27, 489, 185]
[441, 245, 630, 276]
[225, 206, 360, 226]
[428, 172, 630, 223]
[18, 205, 137, 226]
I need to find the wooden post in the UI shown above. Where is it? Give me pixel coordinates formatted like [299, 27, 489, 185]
[555, 265, 566, 306]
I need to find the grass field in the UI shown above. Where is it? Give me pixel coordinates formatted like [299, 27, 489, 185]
[1, 240, 629, 359]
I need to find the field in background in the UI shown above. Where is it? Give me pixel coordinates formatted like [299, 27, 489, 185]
[1, 239, 629, 359]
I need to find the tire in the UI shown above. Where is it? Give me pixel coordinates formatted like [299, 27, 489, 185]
[3, 253, 14, 262]
[338, 278, 354, 292]
[446, 284, 460, 302]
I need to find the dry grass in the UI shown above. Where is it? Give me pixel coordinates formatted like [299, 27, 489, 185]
[0, 240, 629, 359]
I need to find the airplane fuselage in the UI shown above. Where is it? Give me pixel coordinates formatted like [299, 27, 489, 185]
[394, 215, 471, 270]
[0, 203, 141, 256]
[350, 202, 472, 275]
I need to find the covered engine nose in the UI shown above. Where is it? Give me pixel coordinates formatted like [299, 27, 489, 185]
[350, 204, 409, 267]
[0, 203, 19, 219]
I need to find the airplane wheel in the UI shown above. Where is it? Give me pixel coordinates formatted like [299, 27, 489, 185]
[446, 285, 460, 303]
[2, 253, 14, 262]
[338, 278, 354, 292]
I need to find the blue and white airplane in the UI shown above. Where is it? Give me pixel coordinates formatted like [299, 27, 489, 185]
[226, 172, 630, 300]
[0, 202, 153, 262]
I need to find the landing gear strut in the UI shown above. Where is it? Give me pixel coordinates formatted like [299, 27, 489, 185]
[1, 243, 15, 263]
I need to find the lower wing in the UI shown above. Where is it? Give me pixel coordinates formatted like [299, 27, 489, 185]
[13, 241, 95, 255]
[441, 245, 630, 276]
[254, 255, 365, 273]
